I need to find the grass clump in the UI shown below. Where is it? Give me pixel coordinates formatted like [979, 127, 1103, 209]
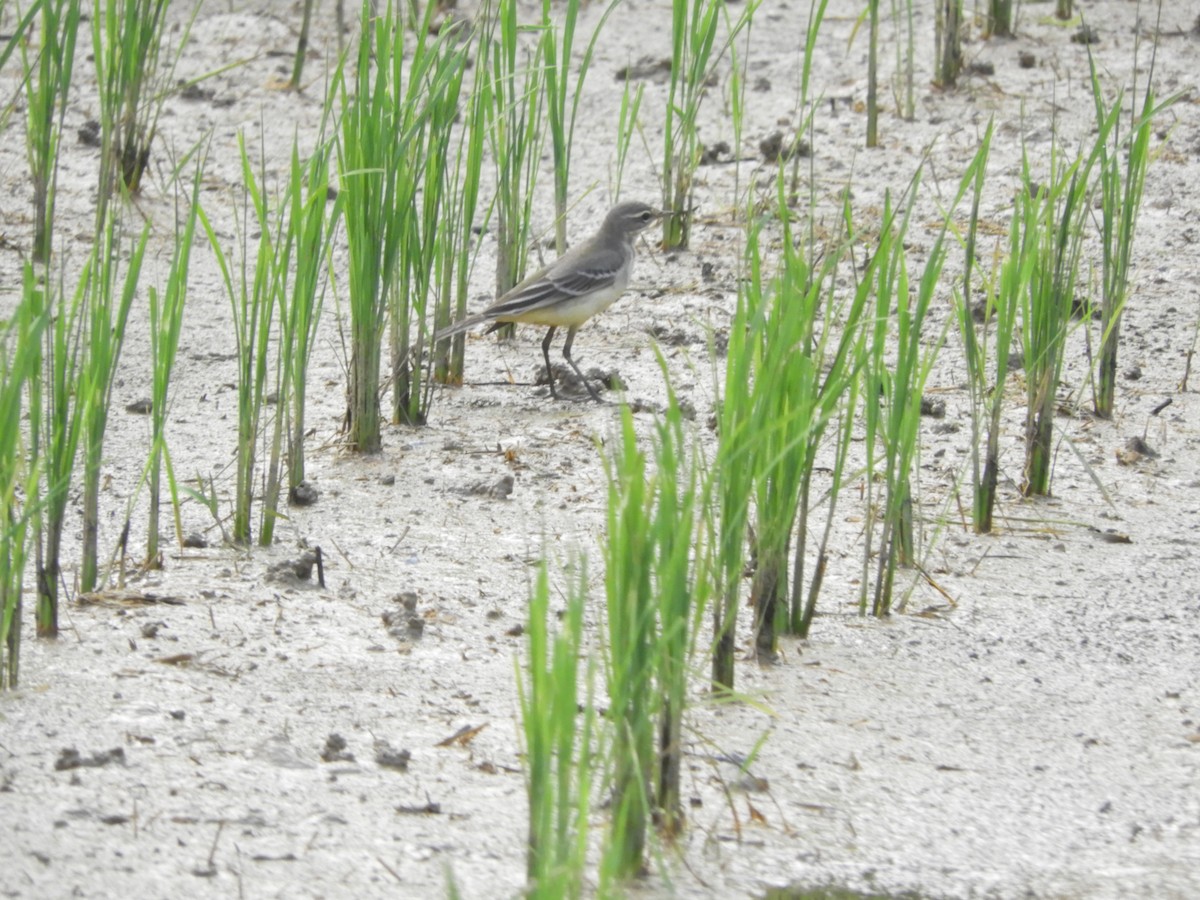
[1, 273, 48, 686]
[740, 184, 867, 657]
[78, 209, 148, 591]
[19, 0, 81, 264]
[262, 136, 339, 543]
[485, 0, 546, 324]
[1087, 43, 1168, 419]
[934, 0, 963, 88]
[199, 134, 281, 546]
[281, 138, 339, 504]
[519, 560, 596, 899]
[389, 21, 468, 427]
[863, 187, 946, 616]
[144, 153, 205, 564]
[31, 255, 87, 635]
[91, 0, 196, 200]
[661, 0, 758, 249]
[337, 0, 467, 450]
[953, 122, 1023, 534]
[601, 388, 706, 882]
[1016, 135, 1096, 497]
[988, 0, 1014, 37]
[433, 34, 490, 387]
[541, 0, 620, 252]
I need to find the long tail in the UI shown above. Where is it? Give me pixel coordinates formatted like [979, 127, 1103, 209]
[433, 313, 489, 342]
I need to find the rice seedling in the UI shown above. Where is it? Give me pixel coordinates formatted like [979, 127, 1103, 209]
[794, 381, 859, 637]
[744, 226, 817, 656]
[709, 252, 756, 693]
[204, 128, 333, 546]
[1017, 179, 1073, 499]
[486, 0, 546, 320]
[953, 122, 1028, 533]
[337, 0, 466, 450]
[16, 0, 171, 591]
[723, 0, 758, 213]
[284, 137, 339, 503]
[601, 405, 657, 880]
[289, 0, 316, 88]
[388, 15, 468, 426]
[434, 33, 490, 387]
[600, 388, 705, 880]
[19, 0, 81, 264]
[988, 0, 1014, 37]
[662, 0, 759, 250]
[649, 369, 706, 838]
[952, 123, 991, 527]
[745, 181, 871, 655]
[180, 471, 226, 544]
[31, 255, 89, 636]
[610, 77, 644, 202]
[336, 6, 396, 449]
[78, 207, 149, 592]
[199, 133, 279, 546]
[890, 0, 915, 122]
[541, 0, 620, 253]
[934, 0, 963, 88]
[786, 0, 828, 207]
[145, 152, 205, 565]
[1017, 123, 1106, 497]
[519, 559, 596, 899]
[865, 0, 879, 147]
[1087, 48, 1165, 419]
[1056, 0, 1072, 19]
[259, 135, 339, 543]
[862, 181, 951, 617]
[1183, 296, 1200, 390]
[662, 0, 719, 250]
[1, 270, 48, 687]
[0, 1, 44, 78]
[783, 227, 867, 637]
[91, 0, 197, 201]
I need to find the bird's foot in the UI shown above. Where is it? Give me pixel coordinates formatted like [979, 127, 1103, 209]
[540, 364, 619, 402]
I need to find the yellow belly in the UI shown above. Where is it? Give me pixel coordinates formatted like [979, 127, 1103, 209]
[504, 284, 626, 328]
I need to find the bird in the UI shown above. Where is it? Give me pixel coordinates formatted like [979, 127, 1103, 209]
[435, 200, 664, 401]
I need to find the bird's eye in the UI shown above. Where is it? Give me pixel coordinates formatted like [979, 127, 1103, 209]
[641, 211, 652, 222]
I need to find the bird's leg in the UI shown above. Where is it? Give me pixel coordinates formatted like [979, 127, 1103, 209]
[541, 327, 559, 399]
[562, 326, 603, 402]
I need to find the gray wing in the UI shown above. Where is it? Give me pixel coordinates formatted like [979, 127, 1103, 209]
[484, 242, 627, 319]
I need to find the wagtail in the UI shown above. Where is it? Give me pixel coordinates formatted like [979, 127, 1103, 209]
[435, 201, 664, 401]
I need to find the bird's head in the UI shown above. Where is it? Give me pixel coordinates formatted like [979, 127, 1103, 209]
[604, 201, 667, 238]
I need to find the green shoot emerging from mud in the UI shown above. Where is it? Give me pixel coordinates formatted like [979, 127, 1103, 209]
[337, 0, 467, 449]
[601, 384, 706, 883]
[662, 0, 758, 249]
[520, 559, 596, 899]
[1087, 37, 1169, 419]
[1, 273, 48, 686]
[144, 153, 204, 564]
[20, 0, 81, 264]
[485, 0, 546, 341]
